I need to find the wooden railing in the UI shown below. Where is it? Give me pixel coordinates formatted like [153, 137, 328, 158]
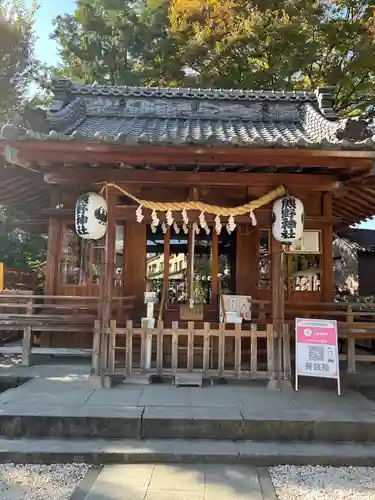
[95, 320, 292, 381]
[252, 299, 375, 373]
[0, 293, 135, 366]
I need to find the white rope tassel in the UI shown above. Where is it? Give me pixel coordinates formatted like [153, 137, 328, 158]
[199, 211, 207, 230]
[173, 221, 180, 234]
[161, 222, 167, 234]
[249, 210, 257, 226]
[193, 222, 200, 235]
[151, 209, 160, 227]
[228, 215, 236, 232]
[182, 208, 189, 225]
[214, 215, 222, 235]
[166, 209, 174, 226]
[182, 223, 189, 234]
[135, 205, 144, 223]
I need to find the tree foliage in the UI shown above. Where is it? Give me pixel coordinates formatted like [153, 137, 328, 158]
[51, 0, 184, 86]
[0, 0, 37, 117]
[0, 209, 46, 270]
[52, 0, 375, 117]
[169, 0, 375, 117]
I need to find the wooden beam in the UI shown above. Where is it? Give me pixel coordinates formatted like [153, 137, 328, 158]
[43, 168, 342, 190]
[11, 140, 375, 159]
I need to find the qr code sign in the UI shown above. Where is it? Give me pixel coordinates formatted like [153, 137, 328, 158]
[308, 345, 324, 362]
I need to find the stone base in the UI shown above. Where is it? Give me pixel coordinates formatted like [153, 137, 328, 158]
[88, 375, 104, 389]
[174, 373, 203, 388]
[123, 374, 151, 385]
[267, 378, 293, 391]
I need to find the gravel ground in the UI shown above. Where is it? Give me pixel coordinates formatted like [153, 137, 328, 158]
[0, 464, 90, 500]
[270, 465, 375, 500]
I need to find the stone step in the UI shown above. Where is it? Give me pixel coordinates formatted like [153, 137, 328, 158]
[1, 405, 375, 441]
[1, 438, 375, 467]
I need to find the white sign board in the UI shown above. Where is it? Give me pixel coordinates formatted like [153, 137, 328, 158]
[144, 292, 158, 304]
[220, 295, 251, 323]
[295, 318, 340, 395]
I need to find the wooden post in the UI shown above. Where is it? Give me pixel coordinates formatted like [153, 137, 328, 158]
[322, 192, 334, 302]
[92, 320, 101, 375]
[22, 326, 32, 366]
[271, 238, 284, 381]
[0, 263, 4, 291]
[211, 230, 219, 307]
[99, 188, 117, 374]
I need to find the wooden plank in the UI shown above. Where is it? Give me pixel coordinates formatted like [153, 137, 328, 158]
[107, 320, 116, 376]
[43, 167, 342, 189]
[126, 320, 133, 376]
[348, 332, 356, 373]
[92, 320, 101, 375]
[140, 320, 148, 373]
[267, 324, 275, 378]
[283, 324, 291, 380]
[251, 324, 258, 375]
[156, 320, 163, 375]
[234, 323, 242, 377]
[218, 323, 225, 377]
[171, 321, 178, 372]
[21, 326, 32, 366]
[187, 321, 194, 372]
[0, 346, 92, 356]
[203, 322, 210, 374]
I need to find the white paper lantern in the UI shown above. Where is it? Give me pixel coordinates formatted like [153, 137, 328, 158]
[75, 192, 108, 240]
[272, 196, 304, 243]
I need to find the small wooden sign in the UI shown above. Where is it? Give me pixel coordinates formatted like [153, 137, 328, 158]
[180, 304, 204, 321]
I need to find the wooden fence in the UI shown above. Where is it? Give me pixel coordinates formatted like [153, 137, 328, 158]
[95, 321, 292, 381]
[0, 292, 134, 365]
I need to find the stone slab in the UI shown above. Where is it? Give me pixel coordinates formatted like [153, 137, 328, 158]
[142, 406, 245, 439]
[0, 405, 142, 438]
[85, 387, 143, 406]
[1, 438, 375, 466]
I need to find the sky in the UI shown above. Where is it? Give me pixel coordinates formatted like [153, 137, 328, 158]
[25, 0, 76, 67]
[24, 0, 375, 230]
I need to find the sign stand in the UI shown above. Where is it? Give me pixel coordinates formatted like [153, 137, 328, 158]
[295, 318, 340, 396]
[143, 292, 157, 370]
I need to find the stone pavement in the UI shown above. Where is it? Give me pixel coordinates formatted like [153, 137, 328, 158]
[0, 361, 375, 442]
[81, 464, 273, 500]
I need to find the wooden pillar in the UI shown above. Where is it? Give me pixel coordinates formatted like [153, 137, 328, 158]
[123, 221, 146, 314]
[212, 230, 219, 307]
[102, 189, 117, 326]
[322, 192, 334, 302]
[236, 225, 257, 297]
[44, 217, 61, 295]
[271, 238, 284, 380]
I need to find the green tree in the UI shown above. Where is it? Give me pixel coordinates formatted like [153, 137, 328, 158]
[51, 0, 184, 86]
[0, 209, 46, 270]
[0, 0, 38, 117]
[169, 0, 375, 117]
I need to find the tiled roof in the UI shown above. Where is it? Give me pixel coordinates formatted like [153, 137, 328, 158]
[1, 77, 374, 149]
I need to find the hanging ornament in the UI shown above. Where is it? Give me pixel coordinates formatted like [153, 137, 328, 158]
[150, 224, 157, 233]
[166, 209, 174, 226]
[199, 211, 206, 229]
[173, 221, 180, 234]
[136, 205, 144, 223]
[205, 226, 211, 235]
[249, 210, 257, 226]
[182, 208, 189, 225]
[161, 222, 167, 234]
[151, 209, 160, 227]
[193, 222, 200, 235]
[182, 223, 189, 234]
[214, 215, 222, 235]
[226, 223, 232, 235]
[228, 215, 236, 232]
